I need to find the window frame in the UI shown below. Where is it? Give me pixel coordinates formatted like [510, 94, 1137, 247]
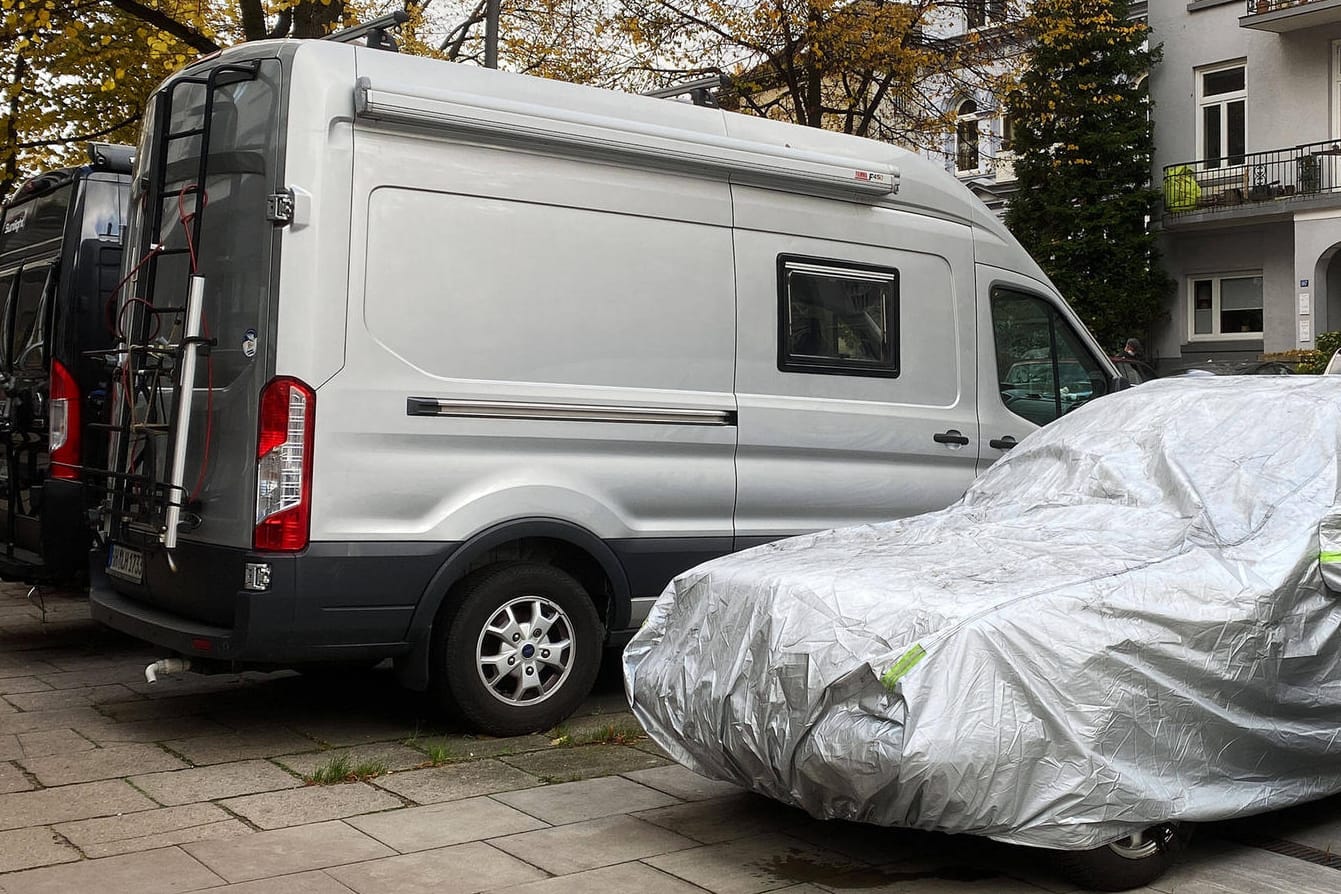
[955, 99, 981, 174]
[776, 254, 900, 379]
[1186, 271, 1264, 341]
[1196, 61, 1247, 169]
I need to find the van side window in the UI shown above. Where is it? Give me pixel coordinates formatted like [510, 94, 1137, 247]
[991, 287, 1107, 426]
[9, 265, 51, 375]
[778, 257, 899, 377]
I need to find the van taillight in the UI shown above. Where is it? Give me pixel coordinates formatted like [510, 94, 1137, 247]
[49, 359, 81, 480]
[254, 377, 315, 552]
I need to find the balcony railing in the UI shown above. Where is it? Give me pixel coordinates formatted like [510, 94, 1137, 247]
[1243, 0, 1341, 31]
[1247, 0, 1319, 12]
[1163, 140, 1341, 217]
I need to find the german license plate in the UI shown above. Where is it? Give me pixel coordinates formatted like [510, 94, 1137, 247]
[107, 544, 144, 583]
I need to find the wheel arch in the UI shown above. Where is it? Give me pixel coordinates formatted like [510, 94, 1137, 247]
[395, 517, 631, 690]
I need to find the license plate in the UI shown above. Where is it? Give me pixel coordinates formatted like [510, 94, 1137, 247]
[107, 544, 144, 583]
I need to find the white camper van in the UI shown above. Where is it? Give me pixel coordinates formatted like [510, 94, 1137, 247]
[90, 37, 1120, 735]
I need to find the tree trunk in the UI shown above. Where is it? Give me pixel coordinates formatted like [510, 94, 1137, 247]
[291, 1, 345, 39]
[239, 0, 269, 41]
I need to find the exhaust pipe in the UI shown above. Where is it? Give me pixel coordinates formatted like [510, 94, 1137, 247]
[144, 657, 191, 683]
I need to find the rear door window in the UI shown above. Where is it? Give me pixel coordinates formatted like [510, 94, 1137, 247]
[8, 264, 51, 376]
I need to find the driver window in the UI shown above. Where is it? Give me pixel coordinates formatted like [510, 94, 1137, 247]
[991, 288, 1106, 426]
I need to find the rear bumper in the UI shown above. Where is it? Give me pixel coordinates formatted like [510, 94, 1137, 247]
[89, 540, 458, 665]
[0, 479, 92, 584]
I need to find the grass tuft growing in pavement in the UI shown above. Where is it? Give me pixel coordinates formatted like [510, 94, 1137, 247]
[547, 719, 647, 748]
[303, 754, 388, 785]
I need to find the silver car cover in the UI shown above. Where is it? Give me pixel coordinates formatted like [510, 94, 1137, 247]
[624, 376, 1341, 851]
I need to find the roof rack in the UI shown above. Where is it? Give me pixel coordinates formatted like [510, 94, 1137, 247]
[324, 11, 409, 51]
[642, 74, 731, 109]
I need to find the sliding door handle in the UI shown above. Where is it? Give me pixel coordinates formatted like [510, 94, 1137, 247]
[933, 430, 970, 446]
[989, 436, 1018, 450]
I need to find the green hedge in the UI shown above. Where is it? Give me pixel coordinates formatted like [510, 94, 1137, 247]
[1283, 330, 1341, 374]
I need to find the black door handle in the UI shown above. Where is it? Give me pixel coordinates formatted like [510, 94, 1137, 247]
[989, 436, 1018, 450]
[933, 430, 970, 446]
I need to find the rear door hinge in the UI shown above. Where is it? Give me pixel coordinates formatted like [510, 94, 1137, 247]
[266, 189, 294, 226]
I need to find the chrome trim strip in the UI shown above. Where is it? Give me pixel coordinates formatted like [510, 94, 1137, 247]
[407, 397, 736, 426]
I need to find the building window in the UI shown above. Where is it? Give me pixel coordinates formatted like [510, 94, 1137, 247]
[1000, 112, 1015, 152]
[778, 257, 899, 377]
[1197, 63, 1246, 169]
[956, 100, 980, 173]
[967, 0, 1006, 28]
[1189, 273, 1263, 338]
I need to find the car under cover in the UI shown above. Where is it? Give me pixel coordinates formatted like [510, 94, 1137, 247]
[624, 376, 1341, 851]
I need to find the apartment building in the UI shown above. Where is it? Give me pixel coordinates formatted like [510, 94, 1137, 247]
[1151, 0, 1341, 366]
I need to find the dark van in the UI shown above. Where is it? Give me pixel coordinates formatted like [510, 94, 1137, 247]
[0, 143, 132, 585]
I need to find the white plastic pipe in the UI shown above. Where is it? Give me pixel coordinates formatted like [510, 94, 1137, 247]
[144, 657, 191, 683]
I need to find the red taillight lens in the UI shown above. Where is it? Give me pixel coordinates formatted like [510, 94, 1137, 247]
[49, 359, 81, 480]
[253, 377, 315, 552]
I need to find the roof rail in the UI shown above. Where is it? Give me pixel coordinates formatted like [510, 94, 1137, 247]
[642, 74, 731, 108]
[324, 11, 409, 50]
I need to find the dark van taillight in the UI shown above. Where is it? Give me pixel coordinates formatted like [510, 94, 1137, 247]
[254, 377, 315, 551]
[49, 359, 81, 480]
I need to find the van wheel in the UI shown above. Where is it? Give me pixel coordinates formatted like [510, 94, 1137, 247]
[1056, 823, 1187, 892]
[434, 562, 603, 737]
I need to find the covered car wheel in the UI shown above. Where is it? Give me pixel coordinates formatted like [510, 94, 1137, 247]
[1057, 823, 1187, 892]
[435, 563, 603, 737]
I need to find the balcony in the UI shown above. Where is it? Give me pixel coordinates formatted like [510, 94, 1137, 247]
[1163, 140, 1341, 222]
[1242, 0, 1341, 32]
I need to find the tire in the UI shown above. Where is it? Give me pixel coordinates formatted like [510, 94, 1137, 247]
[433, 562, 603, 737]
[1056, 823, 1188, 892]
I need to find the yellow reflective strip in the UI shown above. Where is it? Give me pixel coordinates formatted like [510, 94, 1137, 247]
[1321, 551, 1341, 564]
[881, 644, 927, 691]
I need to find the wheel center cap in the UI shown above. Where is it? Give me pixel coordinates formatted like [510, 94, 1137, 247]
[521, 643, 536, 659]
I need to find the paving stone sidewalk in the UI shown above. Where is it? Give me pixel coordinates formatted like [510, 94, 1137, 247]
[1, 584, 1338, 894]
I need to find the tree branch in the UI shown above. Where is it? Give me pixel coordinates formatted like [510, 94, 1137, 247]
[105, 0, 220, 54]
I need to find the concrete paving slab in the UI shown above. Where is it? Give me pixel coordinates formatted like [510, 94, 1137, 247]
[644, 832, 872, 894]
[635, 739, 674, 760]
[1157, 841, 1341, 894]
[0, 845, 224, 894]
[283, 717, 422, 748]
[4, 684, 141, 711]
[74, 715, 234, 745]
[0, 735, 17, 761]
[0, 676, 52, 695]
[20, 741, 188, 786]
[490, 861, 710, 894]
[808, 871, 1052, 893]
[0, 706, 105, 735]
[499, 743, 669, 782]
[547, 710, 643, 741]
[494, 775, 679, 825]
[0, 779, 157, 831]
[56, 803, 252, 858]
[15, 728, 95, 758]
[185, 869, 360, 893]
[164, 728, 321, 765]
[96, 694, 213, 723]
[406, 733, 551, 763]
[0, 761, 33, 794]
[0, 826, 81, 873]
[326, 840, 548, 894]
[784, 820, 966, 869]
[131, 759, 303, 806]
[183, 820, 395, 883]
[346, 795, 548, 853]
[0, 698, 15, 714]
[491, 814, 697, 875]
[636, 793, 809, 845]
[38, 667, 150, 690]
[624, 764, 745, 802]
[220, 782, 403, 830]
[274, 742, 429, 777]
[373, 759, 540, 805]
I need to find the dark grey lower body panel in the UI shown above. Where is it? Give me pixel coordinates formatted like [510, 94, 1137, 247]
[90, 533, 741, 669]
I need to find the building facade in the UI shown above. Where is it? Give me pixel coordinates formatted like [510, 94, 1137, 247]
[1150, 0, 1341, 367]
